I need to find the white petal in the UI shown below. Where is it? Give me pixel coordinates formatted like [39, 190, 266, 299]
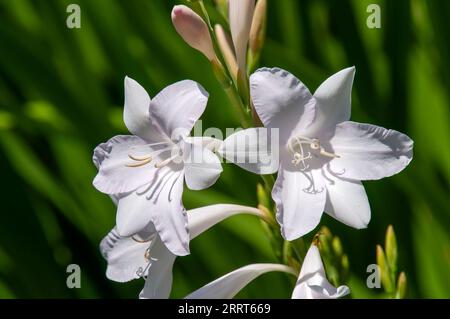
[329, 121, 414, 180]
[92, 135, 158, 194]
[310, 67, 355, 134]
[123, 77, 168, 142]
[139, 238, 177, 299]
[185, 264, 294, 299]
[188, 204, 262, 239]
[324, 178, 371, 229]
[183, 141, 223, 191]
[147, 171, 190, 256]
[115, 188, 153, 237]
[292, 245, 350, 299]
[218, 128, 279, 175]
[138, 204, 265, 299]
[250, 68, 316, 143]
[229, 0, 255, 72]
[273, 164, 326, 240]
[100, 227, 154, 283]
[150, 80, 208, 140]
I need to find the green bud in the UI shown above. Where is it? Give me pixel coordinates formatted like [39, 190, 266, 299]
[395, 272, 407, 299]
[320, 226, 333, 241]
[318, 232, 331, 255]
[256, 183, 270, 210]
[377, 245, 395, 293]
[385, 225, 398, 278]
[341, 254, 350, 282]
[332, 237, 344, 257]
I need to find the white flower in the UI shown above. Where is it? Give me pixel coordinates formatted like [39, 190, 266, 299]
[93, 77, 223, 256]
[100, 204, 266, 299]
[229, 0, 255, 73]
[248, 67, 413, 240]
[186, 244, 349, 299]
[291, 245, 349, 299]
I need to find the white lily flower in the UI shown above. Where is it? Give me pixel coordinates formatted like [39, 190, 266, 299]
[93, 77, 223, 256]
[229, 0, 255, 73]
[186, 245, 349, 299]
[246, 67, 413, 240]
[100, 204, 266, 299]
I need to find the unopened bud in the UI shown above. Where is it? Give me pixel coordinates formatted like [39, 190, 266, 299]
[215, 24, 238, 81]
[229, 0, 255, 74]
[385, 225, 398, 277]
[332, 237, 343, 257]
[396, 272, 407, 299]
[377, 245, 394, 293]
[250, 0, 267, 52]
[256, 183, 270, 209]
[172, 5, 216, 61]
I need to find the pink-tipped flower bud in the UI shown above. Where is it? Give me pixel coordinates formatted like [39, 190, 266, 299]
[171, 5, 216, 61]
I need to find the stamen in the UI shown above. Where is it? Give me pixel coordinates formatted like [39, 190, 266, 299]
[287, 135, 339, 170]
[154, 154, 179, 168]
[128, 154, 152, 161]
[125, 158, 152, 167]
[125, 146, 173, 168]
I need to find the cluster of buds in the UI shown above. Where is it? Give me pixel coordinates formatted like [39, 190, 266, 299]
[377, 225, 407, 299]
[315, 226, 350, 288]
[171, 0, 267, 126]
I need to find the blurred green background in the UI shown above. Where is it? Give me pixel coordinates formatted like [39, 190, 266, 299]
[0, 0, 449, 298]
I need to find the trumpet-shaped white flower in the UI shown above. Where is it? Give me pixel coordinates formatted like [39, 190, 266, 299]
[93, 77, 223, 256]
[248, 67, 413, 240]
[229, 0, 255, 73]
[100, 204, 266, 299]
[186, 245, 349, 299]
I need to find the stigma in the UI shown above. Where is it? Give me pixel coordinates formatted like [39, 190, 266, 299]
[287, 136, 339, 171]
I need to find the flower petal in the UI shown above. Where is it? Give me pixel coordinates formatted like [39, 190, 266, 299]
[115, 187, 153, 237]
[292, 245, 350, 299]
[139, 238, 177, 299]
[324, 178, 371, 229]
[188, 204, 262, 239]
[147, 171, 190, 256]
[139, 204, 264, 299]
[250, 68, 316, 143]
[150, 80, 208, 140]
[329, 121, 414, 180]
[310, 67, 355, 134]
[92, 135, 158, 194]
[100, 227, 154, 283]
[124, 77, 168, 142]
[185, 264, 294, 299]
[218, 128, 279, 174]
[183, 141, 223, 191]
[273, 165, 326, 240]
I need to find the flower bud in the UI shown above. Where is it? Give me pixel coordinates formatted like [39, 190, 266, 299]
[377, 245, 394, 293]
[229, 0, 255, 73]
[171, 5, 216, 61]
[385, 225, 398, 277]
[395, 272, 407, 299]
[250, 0, 267, 52]
[257, 183, 271, 209]
[215, 24, 238, 80]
